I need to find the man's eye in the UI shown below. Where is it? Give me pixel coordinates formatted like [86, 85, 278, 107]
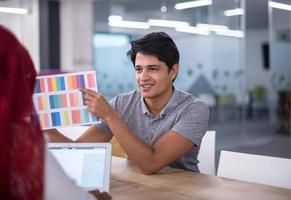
[149, 68, 158, 71]
[135, 68, 142, 73]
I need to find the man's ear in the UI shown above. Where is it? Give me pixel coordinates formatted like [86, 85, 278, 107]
[171, 64, 179, 80]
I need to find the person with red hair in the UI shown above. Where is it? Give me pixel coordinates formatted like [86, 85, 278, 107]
[0, 26, 111, 200]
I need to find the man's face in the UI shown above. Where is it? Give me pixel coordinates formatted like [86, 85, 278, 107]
[134, 53, 178, 100]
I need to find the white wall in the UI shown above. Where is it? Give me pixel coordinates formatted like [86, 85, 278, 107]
[60, 0, 93, 72]
[0, 0, 40, 71]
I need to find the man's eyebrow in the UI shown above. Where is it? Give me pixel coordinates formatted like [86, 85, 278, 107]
[147, 65, 160, 68]
[135, 64, 160, 68]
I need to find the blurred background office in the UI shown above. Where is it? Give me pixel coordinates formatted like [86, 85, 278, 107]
[1, 0, 290, 170]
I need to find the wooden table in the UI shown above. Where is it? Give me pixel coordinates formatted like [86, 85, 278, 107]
[110, 157, 291, 200]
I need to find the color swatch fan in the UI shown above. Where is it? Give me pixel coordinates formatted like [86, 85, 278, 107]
[33, 71, 99, 129]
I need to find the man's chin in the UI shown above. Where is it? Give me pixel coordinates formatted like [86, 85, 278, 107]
[141, 91, 154, 99]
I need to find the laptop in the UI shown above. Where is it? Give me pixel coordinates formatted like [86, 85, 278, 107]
[48, 143, 111, 193]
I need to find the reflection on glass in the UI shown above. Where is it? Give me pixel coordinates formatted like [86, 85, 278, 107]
[93, 33, 135, 99]
[92, 0, 290, 165]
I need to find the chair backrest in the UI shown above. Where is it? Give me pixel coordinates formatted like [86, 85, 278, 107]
[110, 137, 127, 158]
[217, 150, 291, 189]
[198, 131, 216, 175]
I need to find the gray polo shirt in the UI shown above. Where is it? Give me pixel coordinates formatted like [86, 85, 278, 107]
[98, 88, 209, 172]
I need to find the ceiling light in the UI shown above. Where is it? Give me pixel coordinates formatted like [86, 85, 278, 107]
[196, 23, 228, 32]
[215, 29, 244, 38]
[148, 19, 190, 28]
[175, 0, 212, 10]
[269, 1, 291, 11]
[109, 20, 150, 29]
[108, 15, 123, 22]
[224, 8, 244, 16]
[0, 7, 28, 15]
[108, 15, 149, 29]
[175, 26, 210, 35]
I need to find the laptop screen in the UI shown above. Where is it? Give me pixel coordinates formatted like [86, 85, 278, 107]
[48, 143, 111, 192]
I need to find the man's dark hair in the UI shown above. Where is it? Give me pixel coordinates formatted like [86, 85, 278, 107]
[127, 32, 179, 71]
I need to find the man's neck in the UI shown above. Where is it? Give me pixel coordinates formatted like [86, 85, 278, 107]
[144, 87, 174, 116]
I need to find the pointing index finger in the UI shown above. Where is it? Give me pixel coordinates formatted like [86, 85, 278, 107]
[79, 88, 98, 97]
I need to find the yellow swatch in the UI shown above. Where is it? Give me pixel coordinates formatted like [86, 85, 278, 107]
[52, 78, 57, 91]
[63, 111, 70, 125]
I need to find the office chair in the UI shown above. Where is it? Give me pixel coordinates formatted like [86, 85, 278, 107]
[217, 150, 291, 189]
[198, 131, 216, 175]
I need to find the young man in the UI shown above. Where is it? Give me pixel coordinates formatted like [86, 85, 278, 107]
[49, 32, 209, 174]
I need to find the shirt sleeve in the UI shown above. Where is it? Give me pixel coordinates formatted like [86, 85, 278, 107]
[44, 148, 96, 200]
[95, 96, 117, 136]
[171, 101, 209, 147]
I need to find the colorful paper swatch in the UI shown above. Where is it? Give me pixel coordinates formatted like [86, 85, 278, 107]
[37, 96, 48, 111]
[48, 77, 66, 92]
[69, 92, 83, 107]
[33, 71, 99, 129]
[49, 94, 68, 109]
[38, 113, 49, 128]
[34, 79, 46, 93]
[68, 75, 85, 90]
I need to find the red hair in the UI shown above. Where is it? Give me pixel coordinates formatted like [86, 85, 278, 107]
[0, 26, 44, 200]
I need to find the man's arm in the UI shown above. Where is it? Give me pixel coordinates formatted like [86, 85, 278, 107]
[46, 126, 112, 143]
[45, 129, 74, 142]
[105, 112, 193, 175]
[80, 88, 194, 174]
[75, 125, 112, 142]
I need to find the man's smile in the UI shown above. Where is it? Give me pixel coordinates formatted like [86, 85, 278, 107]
[140, 83, 154, 91]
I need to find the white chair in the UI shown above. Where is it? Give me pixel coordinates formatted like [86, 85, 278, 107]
[198, 130, 216, 175]
[217, 150, 291, 189]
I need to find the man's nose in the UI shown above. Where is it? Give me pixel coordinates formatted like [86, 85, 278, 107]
[140, 70, 150, 80]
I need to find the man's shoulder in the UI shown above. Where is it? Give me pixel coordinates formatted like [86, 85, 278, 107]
[111, 90, 142, 115]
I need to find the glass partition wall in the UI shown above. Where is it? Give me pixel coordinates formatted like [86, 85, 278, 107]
[93, 0, 291, 168]
[269, 0, 291, 134]
[269, 0, 291, 156]
[93, 0, 245, 116]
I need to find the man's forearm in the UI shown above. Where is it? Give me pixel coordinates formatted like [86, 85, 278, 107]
[104, 113, 159, 174]
[45, 129, 73, 142]
[104, 112, 193, 175]
[75, 125, 112, 142]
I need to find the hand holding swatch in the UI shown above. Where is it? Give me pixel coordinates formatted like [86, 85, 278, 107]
[80, 88, 115, 121]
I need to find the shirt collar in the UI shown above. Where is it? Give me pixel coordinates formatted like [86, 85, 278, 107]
[141, 95, 149, 115]
[140, 87, 179, 118]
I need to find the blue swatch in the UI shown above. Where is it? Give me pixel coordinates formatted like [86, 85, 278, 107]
[56, 77, 66, 91]
[34, 79, 41, 93]
[51, 112, 61, 126]
[81, 109, 89, 123]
